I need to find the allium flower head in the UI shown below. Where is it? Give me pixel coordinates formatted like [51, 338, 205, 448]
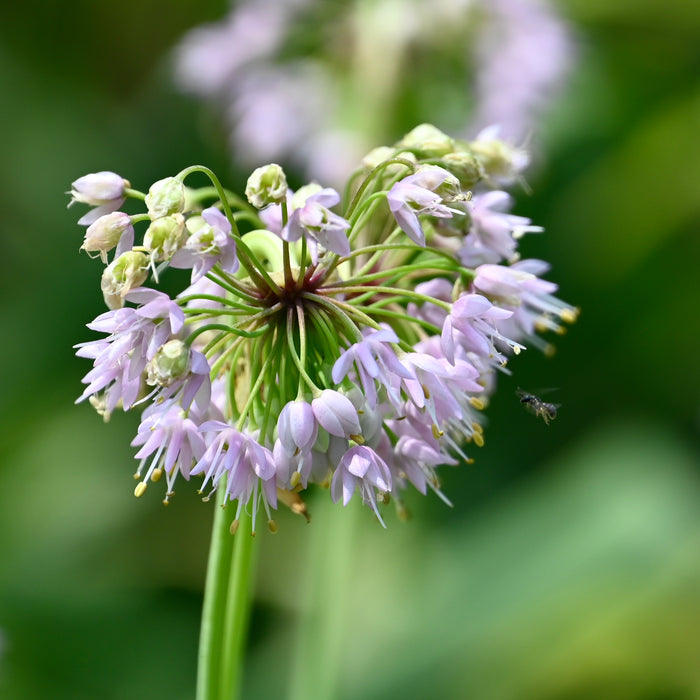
[70, 123, 575, 530]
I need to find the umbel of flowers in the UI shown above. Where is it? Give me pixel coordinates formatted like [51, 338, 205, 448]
[70, 124, 577, 532]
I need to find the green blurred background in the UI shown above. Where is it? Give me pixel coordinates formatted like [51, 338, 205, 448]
[1, 1, 699, 698]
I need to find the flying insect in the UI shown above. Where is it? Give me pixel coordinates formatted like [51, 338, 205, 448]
[516, 388, 560, 425]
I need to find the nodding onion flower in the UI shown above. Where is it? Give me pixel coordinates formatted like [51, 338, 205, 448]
[70, 125, 577, 532]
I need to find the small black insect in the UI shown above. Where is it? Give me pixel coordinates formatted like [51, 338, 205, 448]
[517, 389, 560, 425]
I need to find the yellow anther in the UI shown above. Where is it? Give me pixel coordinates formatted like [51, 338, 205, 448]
[268, 519, 278, 534]
[544, 344, 556, 358]
[290, 471, 301, 488]
[472, 431, 485, 447]
[350, 434, 365, 445]
[560, 307, 579, 324]
[512, 345, 521, 355]
[469, 396, 486, 410]
[472, 422, 484, 434]
[431, 423, 444, 440]
[133, 472, 140, 480]
[151, 467, 163, 483]
[422, 383, 431, 399]
[134, 481, 148, 498]
[230, 519, 240, 535]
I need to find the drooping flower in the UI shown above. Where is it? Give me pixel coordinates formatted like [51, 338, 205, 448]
[131, 400, 207, 502]
[192, 423, 279, 533]
[330, 445, 393, 526]
[170, 206, 239, 282]
[81, 212, 134, 264]
[387, 165, 462, 246]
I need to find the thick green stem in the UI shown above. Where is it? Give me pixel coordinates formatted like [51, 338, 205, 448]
[197, 490, 257, 700]
[219, 509, 257, 700]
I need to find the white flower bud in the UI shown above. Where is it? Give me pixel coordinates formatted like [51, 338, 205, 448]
[399, 123, 454, 158]
[100, 251, 149, 309]
[143, 213, 186, 262]
[469, 127, 529, 185]
[245, 164, 288, 209]
[81, 212, 134, 263]
[70, 171, 129, 206]
[145, 177, 186, 219]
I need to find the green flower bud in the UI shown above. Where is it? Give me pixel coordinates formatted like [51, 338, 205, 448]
[245, 164, 288, 209]
[398, 124, 454, 158]
[441, 151, 482, 189]
[100, 251, 149, 309]
[145, 177, 186, 219]
[143, 213, 186, 262]
[146, 339, 188, 387]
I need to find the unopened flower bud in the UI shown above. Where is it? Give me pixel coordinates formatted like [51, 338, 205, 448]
[81, 212, 134, 263]
[442, 152, 482, 189]
[146, 339, 189, 387]
[399, 123, 454, 158]
[100, 250, 149, 309]
[145, 177, 186, 219]
[469, 127, 529, 185]
[70, 171, 129, 207]
[143, 213, 186, 262]
[245, 164, 288, 209]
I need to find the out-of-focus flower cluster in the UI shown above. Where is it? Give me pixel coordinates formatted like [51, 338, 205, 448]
[70, 124, 577, 532]
[173, 0, 575, 184]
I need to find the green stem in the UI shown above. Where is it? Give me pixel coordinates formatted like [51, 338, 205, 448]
[196, 488, 233, 700]
[196, 490, 258, 700]
[219, 509, 257, 700]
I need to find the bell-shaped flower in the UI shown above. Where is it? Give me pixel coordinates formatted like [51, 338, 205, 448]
[192, 424, 278, 532]
[311, 389, 362, 441]
[277, 399, 317, 456]
[331, 445, 392, 526]
[131, 400, 207, 500]
[170, 207, 239, 282]
[386, 165, 461, 246]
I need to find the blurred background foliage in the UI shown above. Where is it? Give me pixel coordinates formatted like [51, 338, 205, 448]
[0, 0, 698, 698]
